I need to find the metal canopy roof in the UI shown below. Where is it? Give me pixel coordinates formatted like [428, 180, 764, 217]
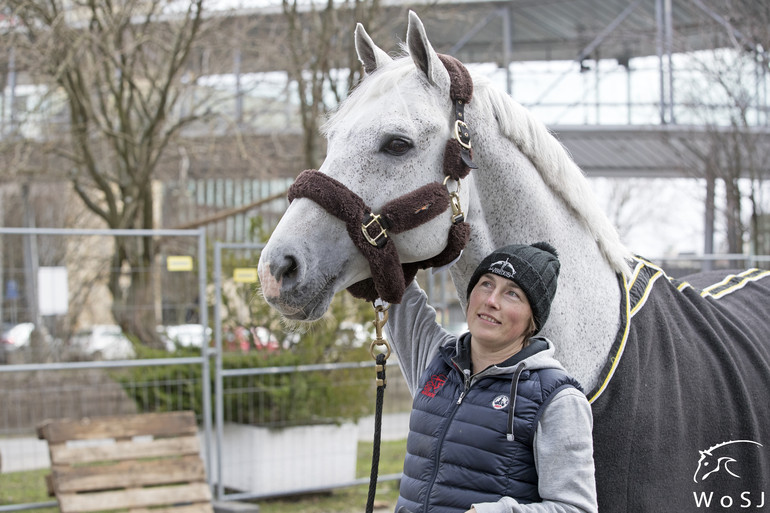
[211, 0, 745, 74]
[398, 0, 735, 64]
[207, 1, 768, 180]
[6, 1, 766, 182]
[371, 1, 767, 180]
[553, 125, 770, 178]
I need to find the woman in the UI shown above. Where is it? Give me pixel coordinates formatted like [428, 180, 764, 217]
[385, 242, 597, 513]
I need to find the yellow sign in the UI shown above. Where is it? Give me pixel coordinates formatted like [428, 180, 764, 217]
[167, 256, 194, 272]
[233, 268, 258, 283]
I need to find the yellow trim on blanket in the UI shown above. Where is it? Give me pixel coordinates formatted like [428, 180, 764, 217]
[588, 279, 631, 403]
[701, 268, 770, 299]
[589, 262, 770, 404]
[589, 259, 648, 404]
[630, 271, 663, 318]
[627, 257, 665, 318]
[701, 271, 744, 296]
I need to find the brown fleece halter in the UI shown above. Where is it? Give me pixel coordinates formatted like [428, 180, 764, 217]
[287, 54, 476, 303]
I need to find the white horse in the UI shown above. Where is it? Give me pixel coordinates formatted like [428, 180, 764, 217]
[259, 11, 770, 511]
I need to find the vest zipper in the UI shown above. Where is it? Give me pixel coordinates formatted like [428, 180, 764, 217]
[457, 368, 472, 404]
[423, 364, 469, 513]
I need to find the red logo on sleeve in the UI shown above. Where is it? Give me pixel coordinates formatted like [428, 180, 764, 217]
[421, 374, 448, 397]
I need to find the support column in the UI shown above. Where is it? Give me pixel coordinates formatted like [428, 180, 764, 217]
[501, 6, 512, 95]
[664, 0, 675, 123]
[655, 0, 674, 124]
[703, 169, 715, 272]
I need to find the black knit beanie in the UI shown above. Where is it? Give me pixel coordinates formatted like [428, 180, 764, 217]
[466, 241, 560, 334]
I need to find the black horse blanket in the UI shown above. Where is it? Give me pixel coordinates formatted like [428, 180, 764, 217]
[589, 259, 770, 512]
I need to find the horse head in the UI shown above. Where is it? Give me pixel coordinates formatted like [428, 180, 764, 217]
[693, 440, 763, 483]
[693, 450, 735, 483]
[258, 12, 472, 321]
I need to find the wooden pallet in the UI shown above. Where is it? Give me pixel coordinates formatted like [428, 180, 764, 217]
[37, 411, 213, 513]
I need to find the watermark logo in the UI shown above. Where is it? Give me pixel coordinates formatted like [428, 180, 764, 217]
[692, 439, 765, 509]
[694, 440, 763, 483]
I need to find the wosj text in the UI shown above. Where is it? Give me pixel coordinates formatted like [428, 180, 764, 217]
[693, 491, 765, 509]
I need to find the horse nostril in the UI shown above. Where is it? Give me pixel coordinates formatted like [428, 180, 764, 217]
[277, 255, 299, 282]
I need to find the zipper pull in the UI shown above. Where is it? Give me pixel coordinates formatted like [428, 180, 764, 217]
[457, 369, 472, 404]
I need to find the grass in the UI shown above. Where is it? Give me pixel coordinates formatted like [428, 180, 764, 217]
[0, 468, 58, 512]
[0, 440, 407, 513]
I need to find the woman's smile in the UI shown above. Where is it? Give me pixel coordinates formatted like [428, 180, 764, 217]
[467, 273, 534, 356]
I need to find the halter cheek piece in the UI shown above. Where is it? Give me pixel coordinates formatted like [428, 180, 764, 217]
[287, 54, 476, 303]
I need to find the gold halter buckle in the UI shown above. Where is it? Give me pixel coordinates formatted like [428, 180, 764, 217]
[453, 119, 472, 150]
[362, 213, 389, 248]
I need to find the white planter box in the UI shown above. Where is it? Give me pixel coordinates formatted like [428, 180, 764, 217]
[213, 422, 358, 495]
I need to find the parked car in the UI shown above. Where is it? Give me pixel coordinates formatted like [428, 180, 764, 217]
[70, 325, 136, 360]
[240, 326, 280, 352]
[158, 324, 212, 351]
[1, 322, 36, 351]
[1, 323, 62, 363]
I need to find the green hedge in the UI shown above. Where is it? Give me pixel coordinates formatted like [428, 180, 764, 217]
[113, 348, 376, 427]
[114, 292, 381, 427]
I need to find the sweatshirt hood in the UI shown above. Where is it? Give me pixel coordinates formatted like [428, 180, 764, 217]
[443, 332, 569, 444]
[446, 332, 566, 377]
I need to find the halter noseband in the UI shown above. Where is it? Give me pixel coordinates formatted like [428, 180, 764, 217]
[287, 54, 476, 303]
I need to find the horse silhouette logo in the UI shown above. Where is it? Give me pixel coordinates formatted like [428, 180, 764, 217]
[489, 258, 516, 280]
[693, 440, 763, 483]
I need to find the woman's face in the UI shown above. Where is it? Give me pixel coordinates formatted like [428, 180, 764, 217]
[466, 273, 534, 354]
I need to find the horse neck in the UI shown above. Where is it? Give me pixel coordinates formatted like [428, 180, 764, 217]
[449, 106, 622, 391]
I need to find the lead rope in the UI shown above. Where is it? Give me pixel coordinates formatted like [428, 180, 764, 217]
[366, 301, 391, 513]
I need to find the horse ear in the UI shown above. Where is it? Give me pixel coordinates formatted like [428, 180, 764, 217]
[355, 23, 392, 75]
[406, 11, 449, 91]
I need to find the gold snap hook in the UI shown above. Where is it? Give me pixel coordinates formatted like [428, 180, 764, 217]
[443, 177, 465, 224]
[369, 302, 391, 361]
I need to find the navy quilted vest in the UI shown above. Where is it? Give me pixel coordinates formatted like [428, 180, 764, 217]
[396, 339, 581, 513]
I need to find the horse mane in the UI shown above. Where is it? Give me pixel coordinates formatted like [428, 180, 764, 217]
[471, 76, 633, 276]
[324, 54, 632, 276]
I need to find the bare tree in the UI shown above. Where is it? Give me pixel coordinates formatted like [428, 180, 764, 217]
[282, 0, 383, 170]
[730, 1, 770, 257]
[6, 0, 210, 347]
[682, 2, 770, 257]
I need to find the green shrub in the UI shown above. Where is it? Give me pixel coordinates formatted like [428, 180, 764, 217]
[115, 291, 382, 427]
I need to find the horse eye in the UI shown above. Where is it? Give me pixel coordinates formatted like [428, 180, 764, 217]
[382, 138, 412, 156]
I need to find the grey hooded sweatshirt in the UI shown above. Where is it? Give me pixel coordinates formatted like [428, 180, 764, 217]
[385, 280, 598, 513]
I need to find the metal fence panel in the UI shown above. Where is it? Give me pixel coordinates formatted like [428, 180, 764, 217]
[0, 228, 412, 512]
[0, 227, 212, 512]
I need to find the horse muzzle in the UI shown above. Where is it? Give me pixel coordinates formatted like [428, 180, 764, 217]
[258, 245, 337, 321]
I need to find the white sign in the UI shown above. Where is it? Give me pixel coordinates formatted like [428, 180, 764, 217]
[38, 266, 68, 316]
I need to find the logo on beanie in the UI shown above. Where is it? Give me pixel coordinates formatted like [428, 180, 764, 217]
[488, 258, 516, 280]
